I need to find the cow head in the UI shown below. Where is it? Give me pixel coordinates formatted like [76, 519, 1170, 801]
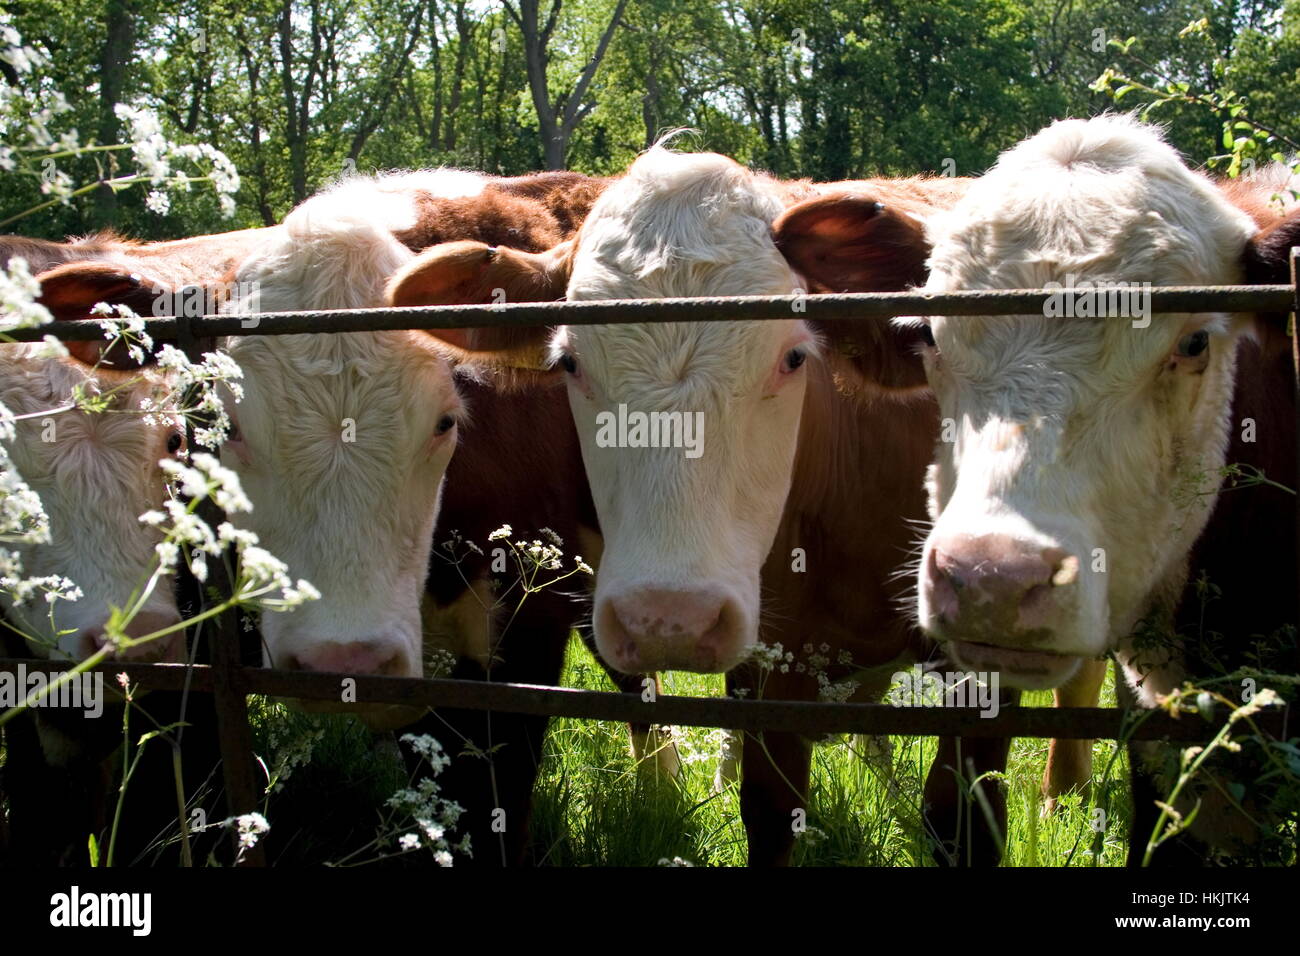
[1, 261, 185, 662]
[909, 116, 1263, 689]
[387, 148, 937, 674]
[220, 185, 463, 684]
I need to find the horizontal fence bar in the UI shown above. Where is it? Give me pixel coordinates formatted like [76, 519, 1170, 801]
[5, 286, 1295, 343]
[1, 659, 1289, 742]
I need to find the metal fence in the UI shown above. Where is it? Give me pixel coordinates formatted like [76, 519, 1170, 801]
[3, 276, 1298, 866]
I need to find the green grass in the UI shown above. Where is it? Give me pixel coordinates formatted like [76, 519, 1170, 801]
[526, 637, 1131, 866]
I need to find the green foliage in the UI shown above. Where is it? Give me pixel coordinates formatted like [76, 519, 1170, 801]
[6, 0, 1298, 240]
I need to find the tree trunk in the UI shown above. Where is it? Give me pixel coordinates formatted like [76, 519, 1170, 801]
[93, 0, 136, 228]
[506, 0, 627, 170]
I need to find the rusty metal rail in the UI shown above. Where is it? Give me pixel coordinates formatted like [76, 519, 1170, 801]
[0, 658, 1290, 742]
[3, 285, 1295, 344]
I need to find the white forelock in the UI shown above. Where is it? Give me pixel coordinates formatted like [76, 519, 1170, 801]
[570, 146, 791, 297]
[924, 114, 1258, 293]
[562, 147, 805, 404]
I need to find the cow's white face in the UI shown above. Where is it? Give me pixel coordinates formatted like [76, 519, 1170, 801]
[0, 348, 183, 661]
[221, 332, 459, 680]
[221, 181, 463, 682]
[911, 116, 1258, 689]
[552, 150, 814, 673]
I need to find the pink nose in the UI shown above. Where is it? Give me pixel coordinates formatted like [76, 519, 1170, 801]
[288, 640, 408, 676]
[925, 534, 1078, 638]
[599, 588, 745, 674]
[85, 612, 185, 662]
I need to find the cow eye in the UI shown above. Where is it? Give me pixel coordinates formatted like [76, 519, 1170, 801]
[435, 414, 457, 436]
[558, 352, 578, 375]
[920, 324, 937, 349]
[166, 430, 185, 455]
[781, 347, 807, 373]
[1176, 330, 1209, 358]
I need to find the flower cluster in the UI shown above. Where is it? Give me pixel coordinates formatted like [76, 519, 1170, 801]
[149, 344, 245, 448]
[744, 640, 860, 703]
[2, 15, 241, 225]
[114, 104, 241, 218]
[141, 453, 318, 610]
[389, 734, 470, 866]
[90, 301, 155, 366]
[0, 257, 53, 333]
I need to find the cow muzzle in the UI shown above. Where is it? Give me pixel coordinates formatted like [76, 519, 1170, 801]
[597, 587, 748, 674]
[281, 638, 417, 677]
[922, 532, 1086, 688]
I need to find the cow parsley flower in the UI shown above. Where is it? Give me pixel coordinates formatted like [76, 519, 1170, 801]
[385, 737, 468, 864]
[0, 258, 53, 332]
[232, 812, 270, 849]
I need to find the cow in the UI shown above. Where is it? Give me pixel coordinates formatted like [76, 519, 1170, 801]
[1, 225, 275, 865]
[384, 146, 1016, 865]
[907, 115, 1296, 862]
[1046, 166, 1300, 829]
[216, 169, 666, 865]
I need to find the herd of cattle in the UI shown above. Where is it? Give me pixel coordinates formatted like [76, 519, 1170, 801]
[0, 114, 1296, 867]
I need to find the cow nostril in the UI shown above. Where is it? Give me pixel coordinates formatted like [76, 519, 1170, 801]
[1049, 553, 1079, 587]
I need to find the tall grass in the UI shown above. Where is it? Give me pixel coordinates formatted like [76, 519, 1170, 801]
[526, 638, 1131, 866]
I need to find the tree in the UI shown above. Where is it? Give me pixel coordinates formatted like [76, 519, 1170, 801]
[503, 0, 629, 168]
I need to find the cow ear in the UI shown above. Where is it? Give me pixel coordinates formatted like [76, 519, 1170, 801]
[1242, 209, 1300, 356]
[774, 193, 933, 393]
[36, 261, 166, 367]
[773, 193, 931, 293]
[386, 239, 573, 366]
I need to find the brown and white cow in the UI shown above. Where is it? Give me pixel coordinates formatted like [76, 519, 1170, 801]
[213, 169, 672, 864]
[2, 226, 274, 661]
[1, 225, 274, 865]
[385, 148, 1013, 864]
[217, 171, 610, 688]
[912, 117, 1261, 692]
[906, 116, 1296, 860]
[1046, 166, 1300, 823]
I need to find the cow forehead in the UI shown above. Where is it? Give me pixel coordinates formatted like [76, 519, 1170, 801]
[561, 320, 800, 402]
[568, 146, 793, 299]
[1, 346, 166, 414]
[231, 330, 455, 429]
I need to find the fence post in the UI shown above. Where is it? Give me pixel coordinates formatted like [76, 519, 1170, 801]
[175, 313, 265, 867]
